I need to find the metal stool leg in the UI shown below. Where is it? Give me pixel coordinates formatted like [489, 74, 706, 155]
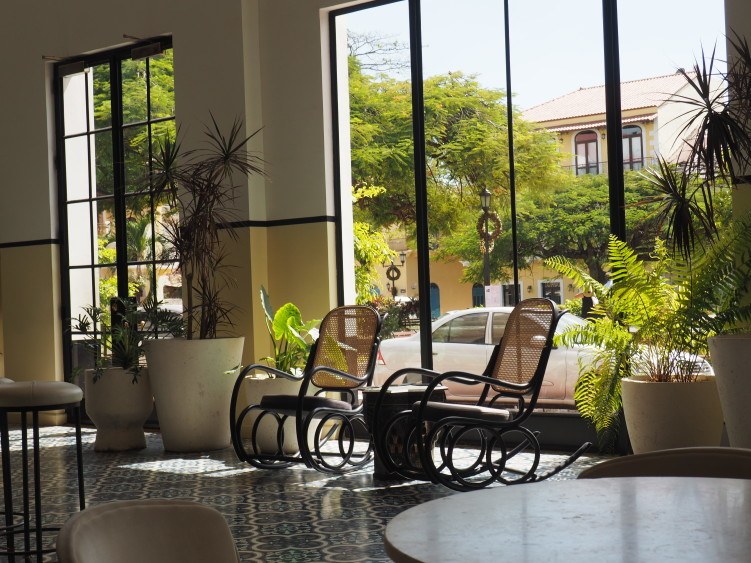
[0, 412, 16, 562]
[73, 406, 85, 510]
[33, 411, 42, 561]
[21, 412, 30, 558]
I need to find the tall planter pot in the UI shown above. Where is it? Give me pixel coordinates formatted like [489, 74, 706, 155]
[144, 337, 244, 452]
[709, 334, 751, 448]
[84, 368, 153, 452]
[621, 375, 724, 454]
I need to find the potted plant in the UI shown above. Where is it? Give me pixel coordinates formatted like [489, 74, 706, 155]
[72, 298, 154, 451]
[143, 116, 265, 452]
[237, 287, 319, 454]
[548, 220, 751, 453]
[644, 33, 751, 448]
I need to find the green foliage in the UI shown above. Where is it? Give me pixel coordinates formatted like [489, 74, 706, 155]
[352, 185, 395, 302]
[547, 216, 751, 442]
[349, 63, 562, 246]
[73, 296, 184, 384]
[72, 299, 147, 383]
[259, 287, 320, 373]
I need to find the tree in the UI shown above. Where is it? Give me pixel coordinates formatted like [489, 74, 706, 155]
[348, 58, 563, 246]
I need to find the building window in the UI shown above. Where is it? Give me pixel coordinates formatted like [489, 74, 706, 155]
[471, 283, 485, 307]
[502, 284, 520, 306]
[540, 280, 562, 304]
[575, 130, 599, 175]
[622, 125, 643, 171]
[54, 38, 176, 377]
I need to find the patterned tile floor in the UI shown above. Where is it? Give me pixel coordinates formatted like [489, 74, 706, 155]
[0, 426, 607, 562]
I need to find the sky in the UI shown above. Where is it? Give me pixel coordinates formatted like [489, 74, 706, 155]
[342, 0, 727, 109]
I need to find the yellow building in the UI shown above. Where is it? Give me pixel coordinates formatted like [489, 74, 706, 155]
[523, 72, 698, 174]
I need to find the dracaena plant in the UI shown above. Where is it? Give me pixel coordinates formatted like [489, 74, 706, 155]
[642, 32, 751, 261]
[149, 116, 265, 339]
[546, 215, 751, 442]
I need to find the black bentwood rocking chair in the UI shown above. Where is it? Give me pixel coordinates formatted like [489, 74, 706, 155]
[373, 298, 591, 491]
[230, 305, 382, 473]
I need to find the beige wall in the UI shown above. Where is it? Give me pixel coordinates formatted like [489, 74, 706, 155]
[0, 0, 350, 381]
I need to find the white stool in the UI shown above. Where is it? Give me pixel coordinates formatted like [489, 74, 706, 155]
[0, 381, 85, 562]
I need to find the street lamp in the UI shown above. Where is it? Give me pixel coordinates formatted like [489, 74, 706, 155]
[480, 188, 491, 288]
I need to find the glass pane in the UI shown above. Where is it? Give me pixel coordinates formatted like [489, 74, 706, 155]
[156, 263, 183, 315]
[152, 119, 176, 148]
[491, 312, 510, 343]
[96, 266, 118, 312]
[616, 1, 726, 247]
[123, 124, 149, 193]
[339, 3, 417, 331]
[93, 197, 116, 265]
[93, 132, 114, 197]
[63, 72, 87, 136]
[125, 194, 154, 261]
[541, 281, 562, 304]
[91, 62, 112, 129]
[67, 202, 94, 266]
[128, 264, 151, 306]
[64, 136, 90, 201]
[154, 195, 179, 262]
[150, 49, 175, 120]
[446, 313, 487, 344]
[121, 58, 148, 124]
[69, 268, 94, 321]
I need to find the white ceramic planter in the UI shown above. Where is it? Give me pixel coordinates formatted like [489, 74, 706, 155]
[709, 334, 751, 448]
[84, 368, 153, 452]
[145, 337, 244, 452]
[621, 375, 724, 454]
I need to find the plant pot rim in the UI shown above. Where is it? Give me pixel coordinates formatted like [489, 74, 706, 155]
[709, 333, 751, 341]
[623, 374, 715, 384]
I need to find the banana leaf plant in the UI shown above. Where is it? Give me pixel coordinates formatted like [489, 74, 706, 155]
[259, 286, 320, 374]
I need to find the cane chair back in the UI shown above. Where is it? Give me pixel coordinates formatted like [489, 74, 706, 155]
[486, 298, 558, 403]
[310, 305, 381, 390]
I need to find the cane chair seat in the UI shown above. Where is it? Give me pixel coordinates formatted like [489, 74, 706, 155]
[413, 401, 511, 423]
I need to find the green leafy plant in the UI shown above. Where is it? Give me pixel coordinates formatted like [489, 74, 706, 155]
[149, 115, 265, 339]
[259, 287, 319, 373]
[547, 216, 751, 442]
[73, 296, 184, 384]
[72, 298, 148, 384]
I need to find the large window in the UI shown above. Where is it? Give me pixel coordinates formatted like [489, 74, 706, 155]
[575, 130, 599, 175]
[622, 125, 643, 171]
[55, 37, 176, 377]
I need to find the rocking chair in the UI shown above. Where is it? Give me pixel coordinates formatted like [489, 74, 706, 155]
[373, 298, 591, 491]
[230, 305, 382, 473]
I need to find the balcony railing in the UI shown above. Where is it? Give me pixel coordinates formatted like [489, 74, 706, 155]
[561, 157, 658, 176]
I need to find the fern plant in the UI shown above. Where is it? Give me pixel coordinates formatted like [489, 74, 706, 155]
[546, 214, 751, 441]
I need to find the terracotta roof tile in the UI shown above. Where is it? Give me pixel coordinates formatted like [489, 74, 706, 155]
[522, 72, 689, 123]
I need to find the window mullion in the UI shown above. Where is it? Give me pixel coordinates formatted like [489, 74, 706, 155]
[110, 56, 129, 298]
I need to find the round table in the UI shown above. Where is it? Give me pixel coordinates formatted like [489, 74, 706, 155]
[384, 477, 751, 562]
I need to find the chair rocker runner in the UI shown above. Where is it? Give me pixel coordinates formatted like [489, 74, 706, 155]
[373, 298, 591, 491]
[230, 305, 382, 473]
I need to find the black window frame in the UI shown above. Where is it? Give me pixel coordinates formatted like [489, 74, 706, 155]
[54, 36, 175, 380]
